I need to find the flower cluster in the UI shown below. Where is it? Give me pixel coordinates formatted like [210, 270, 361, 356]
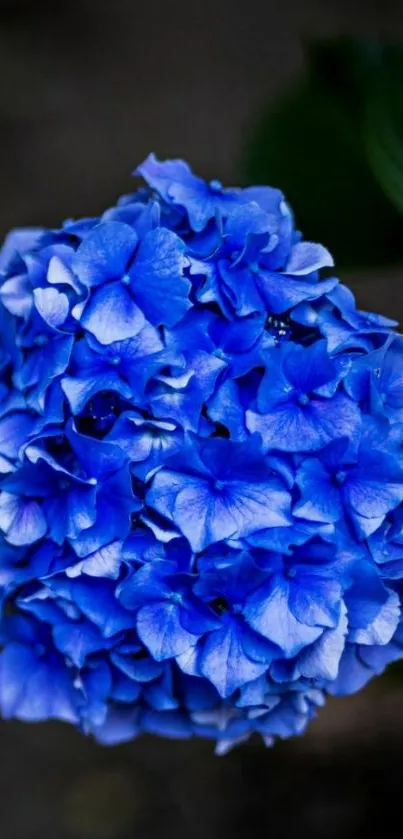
[0, 155, 402, 752]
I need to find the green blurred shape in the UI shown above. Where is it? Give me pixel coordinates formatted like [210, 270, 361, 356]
[243, 39, 403, 269]
[366, 45, 403, 217]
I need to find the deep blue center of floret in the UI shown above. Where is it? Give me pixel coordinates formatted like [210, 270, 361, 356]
[210, 597, 228, 615]
[77, 392, 121, 437]
[265, 314, 293, 343]
[209, 179, 223, 193]
[334, 470, 347, 485]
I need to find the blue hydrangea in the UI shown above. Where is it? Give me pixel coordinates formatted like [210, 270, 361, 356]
[0, 153, 402, 753]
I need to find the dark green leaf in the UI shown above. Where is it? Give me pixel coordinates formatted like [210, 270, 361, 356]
[365, 45, 403, 215]
[242, 38, 402, 270]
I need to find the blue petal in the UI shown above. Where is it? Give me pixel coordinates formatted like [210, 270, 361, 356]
[43, 483, 97, 543]
[345, 563, 400, 645]
[207, 379, 248, 441]
[79, 282, 145, 345]
[33, 287, 69, 329]
[142, 708, 192, 739]
[148, 469, 291, 552]
[0, 411, 36, 464]
[130, 228, 191, 327]
[136, 154, 195, 202]
[111, 651, 163, 683]
[0, 227, 43, 272]
[137, 154, 241, 232]
[66, 421, 126, 477]
[256, 273, 338, 314]
[244, 574, 323, 657]
[137, 601, 199, 661]
[0, 643, 78, 723]
[288, 571, 342, 628]
[297, 606, 348, 681]
[247, 393, 360, 453]
[200, 616, 270, 698]
[349, 589, 400, 645]
[117, 561, 175, 610]
[14, 335, 74, 394]
[0, 492, 47, 546]
[72, 221, 138, 287]
[91, 707, 140, 745]
[344, 453, 403, 519]
[329, 644, 380, 696]
[285, 242, 334, 276]
[220, 262, 266, 317]
[294, 458, 342, 523]
[61, 371, 132, 416]
[283, 341, 339, 393]
[0, 274, 33, 318]
[67, 579, 135, 638]
[47, 255, 82, 292]
[66, 540, 123, 580]
[53, 621, 108, 667]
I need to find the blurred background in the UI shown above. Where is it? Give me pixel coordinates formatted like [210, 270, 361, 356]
[1, 1, 403, 837]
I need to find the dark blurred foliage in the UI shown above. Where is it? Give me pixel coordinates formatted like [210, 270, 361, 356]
[244, 39, 403, 269]
[2, 2, 403, 838]
[366, 45, 403, 215]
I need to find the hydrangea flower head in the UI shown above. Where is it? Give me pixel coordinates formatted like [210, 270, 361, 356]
[0, 153, 402, 752]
